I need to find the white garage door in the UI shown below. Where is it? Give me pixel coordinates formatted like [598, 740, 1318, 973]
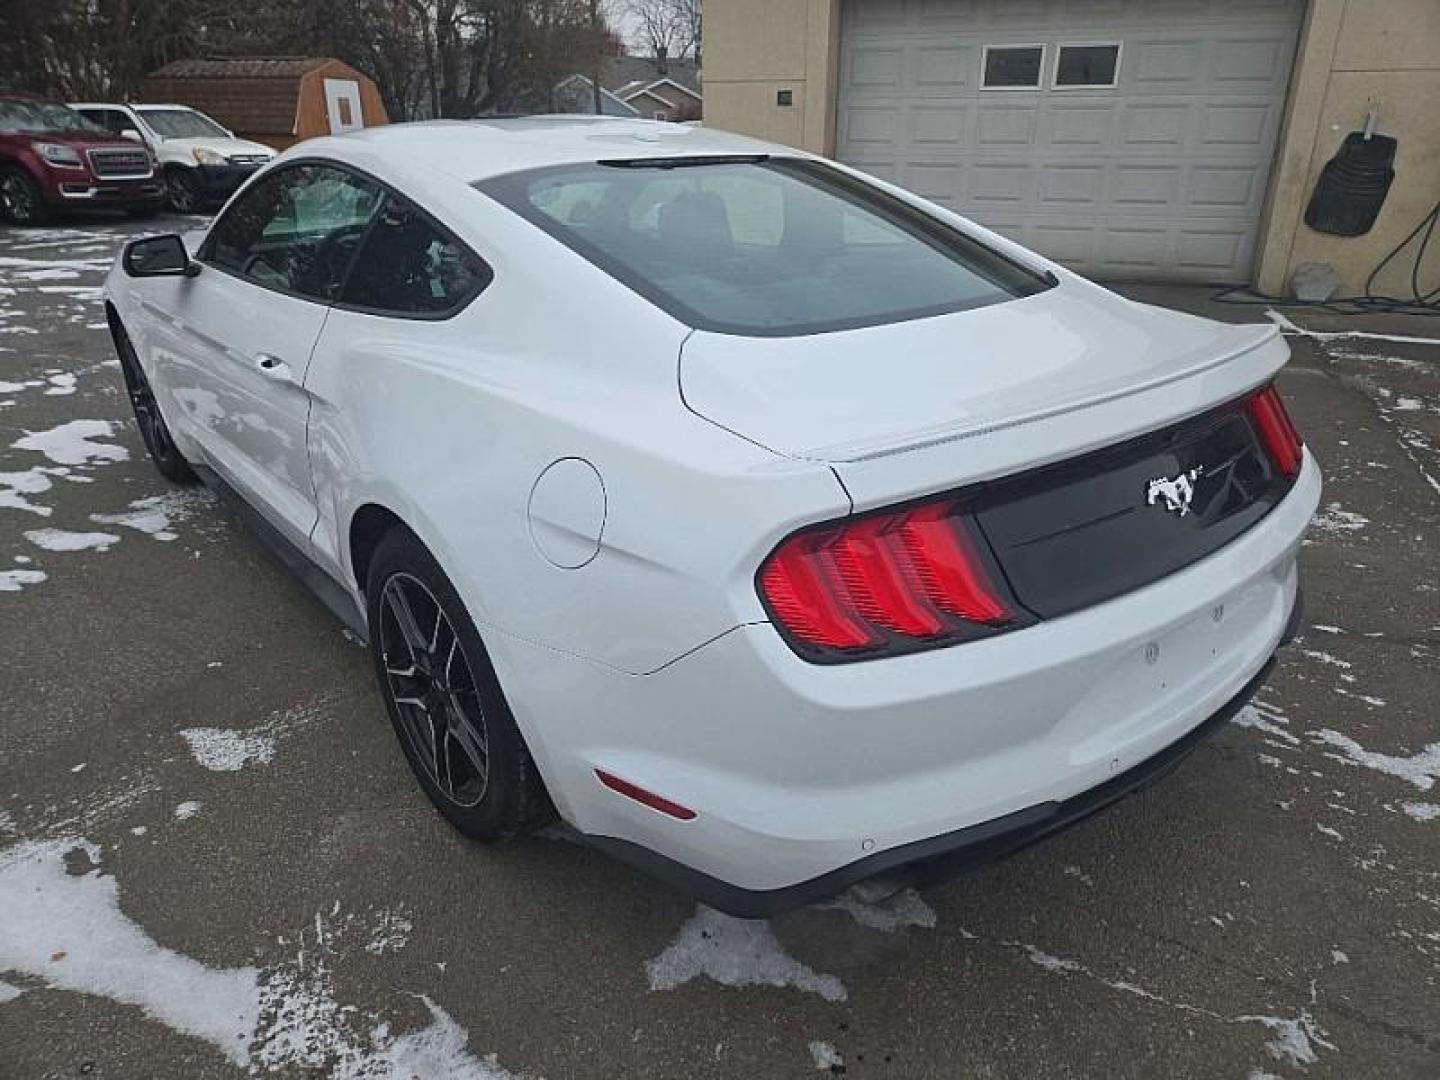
[837, 0, 1304, 282]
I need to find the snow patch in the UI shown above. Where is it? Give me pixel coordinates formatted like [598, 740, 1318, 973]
[816, 886, 937, 932]
[174, 801, 201, 820]
[808, 1040, 844, 1071]
[1311, 729, 1440, 791]
[0, 979, 26, 1003]
[1232, 700, 1300, 747]
[44, 373, 77, 396]
[0, 838, 259, 1064]
[91, 490, 216, 542]
[1266, 308, 1440, 348]
[0, 839, 517, 1077]
[1235, 1011, 1337, 1069]
[1301, 649, 1351, 670]
[11, 420, 128, 467]
[363, 909, 414, 956]
[1311, 502, 1368, 535]
[180, 727, 276, 772]
[24, 528, 120, 553]
[1400, 801, 1440, 822]
[0, 467, 55, 516]
[647, 906, 847, 1001]
[0, 569, 46, 593]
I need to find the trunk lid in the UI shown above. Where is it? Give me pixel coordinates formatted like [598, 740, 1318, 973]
[679, 279, 1290, 508]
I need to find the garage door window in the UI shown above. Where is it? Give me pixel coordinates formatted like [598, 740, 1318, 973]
[981, 46, 1045, 89]
[1054, 44, 1121, 88]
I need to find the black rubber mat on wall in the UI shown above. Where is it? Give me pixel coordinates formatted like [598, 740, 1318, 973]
[1304, 131, 1397, 237]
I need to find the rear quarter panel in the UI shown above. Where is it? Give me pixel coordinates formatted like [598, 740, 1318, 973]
[303, 200, 850, 677]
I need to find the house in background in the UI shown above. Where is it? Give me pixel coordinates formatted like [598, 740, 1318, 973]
[552, 74, 641, 117]
[554, 55, 702, 121]
[142, 57, 388, 150]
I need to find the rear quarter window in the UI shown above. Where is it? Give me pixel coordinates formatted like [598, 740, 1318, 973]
[477, 157, 1052, 337]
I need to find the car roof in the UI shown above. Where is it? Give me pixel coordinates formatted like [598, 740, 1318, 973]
[304, 117, 797, 186]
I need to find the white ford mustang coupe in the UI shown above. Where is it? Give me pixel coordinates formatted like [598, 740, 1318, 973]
[105, 118, 1320, 915]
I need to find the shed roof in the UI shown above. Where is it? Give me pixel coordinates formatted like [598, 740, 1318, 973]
[146, 57, 331, 80]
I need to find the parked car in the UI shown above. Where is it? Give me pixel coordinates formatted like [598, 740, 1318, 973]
[0, 93, 165, 225]
[70, 102, 276, 213]
[104, 119, 1320, 915]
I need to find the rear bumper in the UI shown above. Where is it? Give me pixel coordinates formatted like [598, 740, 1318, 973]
[493, 452, 1320, 914]
[585, 601, 1298, 917]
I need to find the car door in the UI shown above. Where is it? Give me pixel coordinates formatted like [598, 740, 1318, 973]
[150, 162, 382, 550]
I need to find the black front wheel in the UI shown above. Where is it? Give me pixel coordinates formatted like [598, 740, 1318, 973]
[111, 318, 196, 484]
[165, 168, 200, 214]
[0, 169, 49, 225]
[367, 528, 552, 841]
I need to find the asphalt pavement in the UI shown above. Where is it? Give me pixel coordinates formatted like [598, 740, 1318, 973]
[1, 213, 1437, 1079]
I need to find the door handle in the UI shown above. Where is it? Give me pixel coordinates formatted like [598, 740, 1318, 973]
[253, 352, 296, 385]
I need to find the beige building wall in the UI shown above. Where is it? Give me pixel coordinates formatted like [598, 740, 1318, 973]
[702, 0, 839, 154]
[1256, 0, 1440, 295]
[705, 0, 1440, 294]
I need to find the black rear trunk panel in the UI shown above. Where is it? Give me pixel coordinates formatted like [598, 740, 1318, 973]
[971, 395, 1293, 619]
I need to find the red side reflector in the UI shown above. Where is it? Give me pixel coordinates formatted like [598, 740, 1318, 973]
[595, 769, 696, 820]
[1246, 384, 1304, 478]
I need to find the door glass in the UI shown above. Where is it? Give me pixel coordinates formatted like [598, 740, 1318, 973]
[205, 164, 383, 301]
[340, 195, 491, 316]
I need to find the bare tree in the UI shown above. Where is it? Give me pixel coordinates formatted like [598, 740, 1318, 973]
[0, 0, 615, 121]
[624, 0, 678, 63]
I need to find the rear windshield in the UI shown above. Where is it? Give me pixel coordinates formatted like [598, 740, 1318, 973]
[477, 157, 1052, 336]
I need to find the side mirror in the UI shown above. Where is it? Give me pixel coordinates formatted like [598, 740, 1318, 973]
[121, 129, 143, 143]
[123, 235, 199, 278]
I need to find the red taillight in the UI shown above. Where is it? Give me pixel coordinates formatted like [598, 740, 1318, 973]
[758, 502, 1023, 661]
[1246, 384, 1304, 478]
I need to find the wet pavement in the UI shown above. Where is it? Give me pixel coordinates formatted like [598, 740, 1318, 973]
[1, 215, 1437, 1079]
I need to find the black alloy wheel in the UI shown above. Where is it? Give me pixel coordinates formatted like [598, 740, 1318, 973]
[111, 318, 196, 483]
[366, 528, 552, 841]
[379, 571, 493, 808]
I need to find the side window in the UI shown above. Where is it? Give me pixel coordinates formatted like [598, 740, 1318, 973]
[81, 109, 129, 135]
[203, 164, 382, 301]
[339, 196, 491, 317]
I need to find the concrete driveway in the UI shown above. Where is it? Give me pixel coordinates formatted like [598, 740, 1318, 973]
[1, 215, 1437, 1079]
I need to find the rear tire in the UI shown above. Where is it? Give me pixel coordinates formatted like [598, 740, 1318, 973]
[0, 168, 49, 225]
[366, 528, 552, 841]
[111, 318, 196, 484]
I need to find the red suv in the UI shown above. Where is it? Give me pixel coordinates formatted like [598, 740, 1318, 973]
[0, 93, 165, 225]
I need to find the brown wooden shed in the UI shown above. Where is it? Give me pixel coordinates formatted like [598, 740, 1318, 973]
[141, 57, 388, 151]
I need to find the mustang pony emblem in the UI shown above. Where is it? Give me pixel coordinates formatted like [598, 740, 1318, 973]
[1146, 466, 1204, 517]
